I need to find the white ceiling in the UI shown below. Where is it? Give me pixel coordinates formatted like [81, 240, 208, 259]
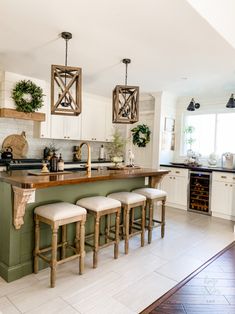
[1, 0, 235, 98]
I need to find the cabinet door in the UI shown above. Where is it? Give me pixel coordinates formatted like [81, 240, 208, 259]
[81, 98, 106, 141]
[174, 176, 188, 206]
[211, 181, 230, 215]
[64, 116, 81, 140]
[50, 115, 65, 139]
[161, 175, 175, 204]
[51, 115, 81, 140]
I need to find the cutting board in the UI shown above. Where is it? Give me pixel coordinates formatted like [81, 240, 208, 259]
[2, 131, 28, 158]
[28, 170, 72, 176]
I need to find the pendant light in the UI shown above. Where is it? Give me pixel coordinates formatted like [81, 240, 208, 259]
[226, 93, 235, 108]
[112, 58, 139, 124]
[51, 31, 82, 116]
[187, 98, 200, 111]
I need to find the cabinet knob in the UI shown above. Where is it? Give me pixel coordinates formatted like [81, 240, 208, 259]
[225, 183, 228, 186]
[175, 171, 180, 174]
[221, 176, 227, 179]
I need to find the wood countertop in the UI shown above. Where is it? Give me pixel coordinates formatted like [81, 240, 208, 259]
[0, 168, 169, 189]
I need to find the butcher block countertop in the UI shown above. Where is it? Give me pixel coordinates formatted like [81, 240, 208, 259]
[0, 168, 169, 189]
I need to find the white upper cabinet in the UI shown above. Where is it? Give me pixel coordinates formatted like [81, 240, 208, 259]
[81, 94, 113, 142]
[50, 115, 81, 140]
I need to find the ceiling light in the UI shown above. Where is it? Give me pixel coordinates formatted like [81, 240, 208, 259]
[187, 98, 200, 111]
[226, 93, 235, 108]
[51, 31, 82, 116]
[112, 58, 139, 124]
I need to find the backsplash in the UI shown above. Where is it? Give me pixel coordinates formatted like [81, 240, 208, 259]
[0, 118, 111, 161]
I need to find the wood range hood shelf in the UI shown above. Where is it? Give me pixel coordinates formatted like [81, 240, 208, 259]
[0, 108, 45, 122]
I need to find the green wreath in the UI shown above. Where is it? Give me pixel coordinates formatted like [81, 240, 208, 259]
[131, 124, 151, 147]
[12, 80, 44, 113]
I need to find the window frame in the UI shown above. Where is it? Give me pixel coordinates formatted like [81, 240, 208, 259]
[181, 108, 235, 158]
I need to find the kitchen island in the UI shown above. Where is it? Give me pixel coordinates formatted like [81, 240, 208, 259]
[0, 168, 168, 282]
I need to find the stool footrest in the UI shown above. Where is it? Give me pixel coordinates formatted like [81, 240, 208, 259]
[57, 254, 80, 265]
[38, 253, 50, 263]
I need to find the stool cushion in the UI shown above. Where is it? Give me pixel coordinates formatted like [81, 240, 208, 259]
[35, 202, 86, 221]
[132, 188, 167, 200]
[76, 196, 121, 211]
[107, 192, 146, 205]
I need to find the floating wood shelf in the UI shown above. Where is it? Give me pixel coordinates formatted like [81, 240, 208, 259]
[0, 108, 45, 122]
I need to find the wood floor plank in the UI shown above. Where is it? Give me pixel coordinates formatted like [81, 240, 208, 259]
[141, 241, 235, 314]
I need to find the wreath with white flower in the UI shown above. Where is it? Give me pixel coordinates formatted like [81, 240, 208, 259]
[131, 124, 151, 147]
[12, 80, 44, 113]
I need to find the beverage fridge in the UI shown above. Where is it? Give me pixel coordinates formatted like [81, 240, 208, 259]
[188, 171, 212, 215]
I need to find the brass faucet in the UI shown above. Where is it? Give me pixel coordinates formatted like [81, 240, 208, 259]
[79, 142, 91, 174]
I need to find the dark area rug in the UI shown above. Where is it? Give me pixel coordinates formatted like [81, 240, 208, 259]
[141, 241, 235, 314]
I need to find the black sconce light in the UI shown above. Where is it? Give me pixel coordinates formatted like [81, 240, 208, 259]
[187, 98, 200, 111]
[226, 93, 235, 108]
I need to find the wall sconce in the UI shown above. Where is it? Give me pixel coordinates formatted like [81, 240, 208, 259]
[51, 32, 82, 116]
[187, 98, 200, 111]
[112, 58, 139, 124]
[226, 93, 235, 108]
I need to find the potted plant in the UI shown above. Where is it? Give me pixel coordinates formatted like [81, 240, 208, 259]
[106, 128, 126, 167]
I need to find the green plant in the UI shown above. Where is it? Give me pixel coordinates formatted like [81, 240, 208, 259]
[184, 125, 195, 149]
[106, 128, 127, 157]
[131, 124, 151, 147]
[12, 80, 44, 113]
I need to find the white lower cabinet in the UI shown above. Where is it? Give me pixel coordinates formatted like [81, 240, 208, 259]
[50, 115, 82, 140]
[160, 167, 189, 210]
[211, 172, 235, 220]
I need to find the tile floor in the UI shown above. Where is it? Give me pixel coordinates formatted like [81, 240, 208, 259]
[0, 207, 234, 314]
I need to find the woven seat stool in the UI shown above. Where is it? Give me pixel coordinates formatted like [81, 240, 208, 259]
[132, 188, 167, 243]
[34, 202, 87, 288]
[107, 192, 146, 254]
[76, 196, 121, 268]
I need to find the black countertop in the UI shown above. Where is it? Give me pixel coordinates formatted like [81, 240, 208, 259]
[160, 163, 235, 173]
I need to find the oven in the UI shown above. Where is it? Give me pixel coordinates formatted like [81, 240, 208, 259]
[188, 170, 212, 215]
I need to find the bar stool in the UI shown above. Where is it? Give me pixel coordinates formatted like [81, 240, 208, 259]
[34, 202, 87, 288]
[107, 192, 146, 254]
[132, 188, 167, 243]
[76, 196, 121, 268]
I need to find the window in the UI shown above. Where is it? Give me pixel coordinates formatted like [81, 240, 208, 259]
[183, 112, 235, 157]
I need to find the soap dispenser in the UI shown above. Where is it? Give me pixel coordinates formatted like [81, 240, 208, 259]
[99, 145, 105, 160]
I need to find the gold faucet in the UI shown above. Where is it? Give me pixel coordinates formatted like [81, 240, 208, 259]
[79, 142, 91, 174]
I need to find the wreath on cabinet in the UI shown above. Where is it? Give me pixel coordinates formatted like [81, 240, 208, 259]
[131, 124, 151, 147]
[12, 80, 44, 113]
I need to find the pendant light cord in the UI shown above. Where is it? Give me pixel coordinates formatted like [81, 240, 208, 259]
[64, 38, 68, 86]
[125, 62, 128, 86]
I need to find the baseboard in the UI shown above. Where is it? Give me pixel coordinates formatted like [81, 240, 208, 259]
[212, 212, 235, 222]
[0, 260, 33, 282]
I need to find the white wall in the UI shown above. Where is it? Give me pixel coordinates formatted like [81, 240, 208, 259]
[0, 71, 115, 161]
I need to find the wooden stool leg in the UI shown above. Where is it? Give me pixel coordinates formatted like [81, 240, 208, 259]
[61, 225, 67, 260]
[124, 206, 130, 254]
[141, 204, 145, 247]
[130, 208, 134, 234]
[75, 221, 80, 253]
[148, 200, 153, 244]
[161, 199, 166, 238]
[51, 225, 58, 288]
[114, 210, 120, 259]
[34, 216, 40, 274]
[79, 220, 85, 275]
[93, 215, 100, 268]
[105, 214, 110, 244]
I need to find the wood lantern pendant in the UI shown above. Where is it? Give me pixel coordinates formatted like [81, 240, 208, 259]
[51, 32, 82, 116]
[112, 58, 139, 124]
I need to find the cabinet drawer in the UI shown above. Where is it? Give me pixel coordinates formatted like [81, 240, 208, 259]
[161, 167, 188, 177]
[212, 172, 235, 183]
